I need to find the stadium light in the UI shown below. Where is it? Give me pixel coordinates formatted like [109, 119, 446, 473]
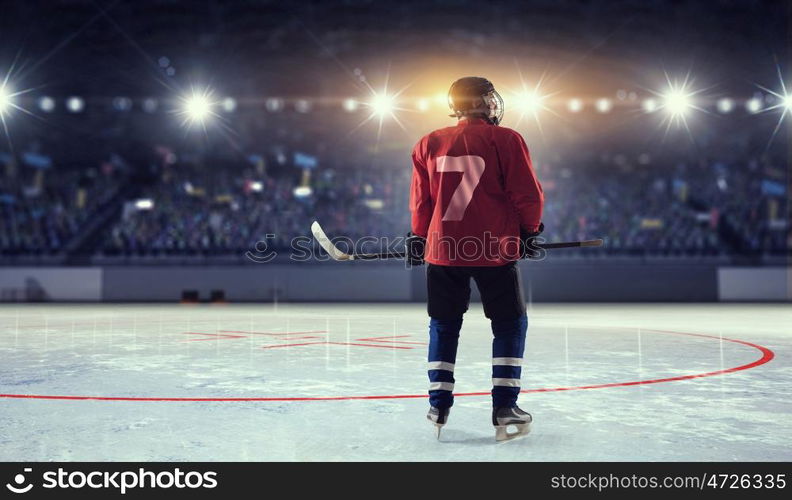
[293, 186, 313, 198]
[343, 98, 359, 112]
[650, 73, 707, 135]
[755, 69, 792, 115]
[642, 98, 657, 113]
[595, 98, 612, 113]
[662, 90, 692, 117]
[746, 97, 762, 114]
[0, 85, 13, 116]
[370, 93, 395, 117]
[185, 94, 211, 121]
[0, 80, 37, 125]
[134, 199, 154, 210]
[508, 75, 558, 129]
[177, 87, 219, 127]
[567, 98, 583, 113]
[716, 98, 734, 114]
[515, 91, 544, 114]
[355, 78, 409, 145]
[221, 97, 237, 113]
[66, 96, 84, 113]
[752, 65, 792, 145]
[38, 96, 55, 112]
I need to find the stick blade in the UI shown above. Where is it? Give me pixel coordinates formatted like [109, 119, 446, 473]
[311, 221, 352, 261]
[580, 239, 604, 248]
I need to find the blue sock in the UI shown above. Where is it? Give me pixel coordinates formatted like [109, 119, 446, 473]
[427, 317, 462, 409]
[491, 315, 528, 408]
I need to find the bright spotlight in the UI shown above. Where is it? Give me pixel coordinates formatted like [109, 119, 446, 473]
[342, 98, 358, 112]
[185, 94, 211, 121]
[567, 98, 583, 113]
[355, 78, 410, 146]
[752, 65, 792, 146]
[716, 98, 734, 114]
[38, 96, 55, 112]
[178, 87, 218, 127]
[595, 98, 612, 113]
[0, 81, 37, 125]
[782, 94, 792, 111]
[642, 98, 657, 113]
[515, 92, 543, 114]
[650, 73, 707, 135]
[293, 185, 313, 198]
[134, 198, 154, 210]
[746, 97, 762, 114]
[66, 96, 84, 113]
[0, 85, 13, 115]
[662, 90, 692, 117]
[417, 98, 429, 112]
[755, 70, 792, 116]
[509, 74, 558, 131]
[370, 93, 395, 117]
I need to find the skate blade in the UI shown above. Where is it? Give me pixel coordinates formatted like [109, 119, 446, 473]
[495, 422, 531, 442]
[427, 415, 445, 440]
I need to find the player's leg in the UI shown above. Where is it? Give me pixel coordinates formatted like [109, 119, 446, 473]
[471, 261, 532, 441]
[425, 264, 471, 434]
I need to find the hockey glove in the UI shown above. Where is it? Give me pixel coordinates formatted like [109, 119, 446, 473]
[520, 222, 544, 259]
[405, 232, 426, 266]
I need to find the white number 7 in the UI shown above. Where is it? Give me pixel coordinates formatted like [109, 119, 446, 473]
[436, 155, 486, 221]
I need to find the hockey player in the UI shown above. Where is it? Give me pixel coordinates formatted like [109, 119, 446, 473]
[406, 77, 544, 442]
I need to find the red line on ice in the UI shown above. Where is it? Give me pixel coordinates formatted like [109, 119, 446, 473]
[220, 330, 328, 336]
[260, 341, 329, 349]
[180, 332, 247, 342]
[355, 334, 427, 345]
[260, 341, 413, 350]
[0, 329, 774, 402]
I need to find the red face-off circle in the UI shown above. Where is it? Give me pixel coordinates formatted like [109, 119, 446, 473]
[0, 328, 774, 402]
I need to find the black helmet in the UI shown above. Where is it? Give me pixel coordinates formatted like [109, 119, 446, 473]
[447, 76, 504, 125]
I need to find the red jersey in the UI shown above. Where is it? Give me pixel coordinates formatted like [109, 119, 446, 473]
[409, 117, 544, 266]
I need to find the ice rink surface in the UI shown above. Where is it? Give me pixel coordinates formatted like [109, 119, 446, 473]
[0, 303, 790, 461]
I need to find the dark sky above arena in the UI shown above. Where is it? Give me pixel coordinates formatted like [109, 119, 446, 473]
[0, 0, 787, 100]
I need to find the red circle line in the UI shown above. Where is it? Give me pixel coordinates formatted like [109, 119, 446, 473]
[0, 328, 774, 403]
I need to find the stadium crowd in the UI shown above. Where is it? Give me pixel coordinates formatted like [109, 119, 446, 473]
[0, 132, 788, 260]
[0, 154, 122, 256]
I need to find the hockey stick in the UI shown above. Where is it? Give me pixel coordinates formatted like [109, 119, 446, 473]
[311, 221, 603, 261]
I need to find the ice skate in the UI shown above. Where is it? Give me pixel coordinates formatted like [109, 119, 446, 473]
[427, 406, 450, 440]
[492, 406, 532, 442]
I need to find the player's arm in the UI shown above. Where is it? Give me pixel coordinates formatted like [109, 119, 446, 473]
[499, 131, 544, 233]
[406, 142, 432, 266]
[409, 142, 433, 238]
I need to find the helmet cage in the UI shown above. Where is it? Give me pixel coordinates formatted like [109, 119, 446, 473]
[448, 88, 504, 125]
[481, 89, 504, 125]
